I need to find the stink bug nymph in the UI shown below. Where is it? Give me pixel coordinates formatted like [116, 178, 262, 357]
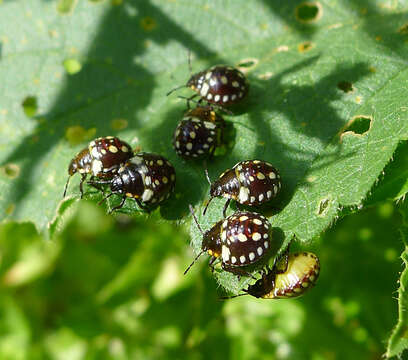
[167, 65, 249, 108]
[173, 106, 225, 159]
[63, 136, 133, 198]
[203, 160, 281, 217]
[88, 152, 176, 213]
[185, 206, 271, 277]
[223, 251, 320, 300]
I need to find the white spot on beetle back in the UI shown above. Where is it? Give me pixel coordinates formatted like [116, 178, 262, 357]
[142, 189, 154, 202]
[222, 245, 231, 262]
[91, 160, 103, 175]
[252, 232, 261, 241]
[238, 233, 247, 242]
[239, 187, 249, 202]
[200, 83, 210, 97]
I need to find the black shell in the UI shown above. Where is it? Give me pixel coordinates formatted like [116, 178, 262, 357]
[246, 252, 320, 299]
[173, 106, 224, 159]
[208, 160, 281, 215]
[187, 65, 249, 106]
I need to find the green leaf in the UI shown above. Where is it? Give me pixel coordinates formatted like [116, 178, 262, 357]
[366, 141, 408, 205]
[0, 222, 60, 287]
[387, 200, 408, 358]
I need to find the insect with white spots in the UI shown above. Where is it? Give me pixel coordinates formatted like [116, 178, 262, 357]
[185, 206, 272, 277]
[167, 65, 249, 109]
[63, 136, 133, 198]
[222, 251, 320, 299]
[203, 160, 281, 217]
[88, 153, 176, 213]
[173, 106, 225, 159]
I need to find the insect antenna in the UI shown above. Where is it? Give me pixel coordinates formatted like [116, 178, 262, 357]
[166, 84, 188, 96]
[202, 169, 214, 216]
[188, 50, 193, 74]
[166, 51, 194, 97]
[184, 204, 207, 275]
[189, 204, 204, 234]
[219, 293, 248, 300]
[184, 249, 206, 275]
[63, 176, 71, 198]
[98, 192, 114, 206]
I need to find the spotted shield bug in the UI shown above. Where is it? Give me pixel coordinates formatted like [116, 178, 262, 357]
[89, 152, 176, 212]
[63, 136, 133, 197]
[223, 251, 320, 300]
[173, 106, 224, 159]
[167, 65, 249, 109]
[203, 160, 281, 217]
[185, 207, 271, 277]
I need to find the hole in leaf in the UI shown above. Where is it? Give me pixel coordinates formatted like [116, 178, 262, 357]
[57, 0, 78, 14]
[295, 2, 323, 24]
[0, 163, 20, 179]
[5, 203, 15, 215]
[237, 58, 258, 69]
[318, 198, 330, 216]
[63, 58, 82, 75]
[298, 41, 314, 53]
[342, 115, 372, 138]
[111, 118, 128, 130]
[140, 17, 157, 31]
[22, 96, 38, 117]
[337, 81, 354, 93]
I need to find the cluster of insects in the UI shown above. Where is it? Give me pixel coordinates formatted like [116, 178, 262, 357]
[64, 62, 320, 299]
[64, 136, 176, 212]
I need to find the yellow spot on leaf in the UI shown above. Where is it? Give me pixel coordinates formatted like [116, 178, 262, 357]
[65, 126, 96, 146]
[298, 41, 314, 53]
[0, 163, 20, 179]
[140, 17, 157, 31]
[57, 0, 78, 14]
[5, 203, 15, 215]
[111, 118, 128, 130]
[63, 58, 82, 75]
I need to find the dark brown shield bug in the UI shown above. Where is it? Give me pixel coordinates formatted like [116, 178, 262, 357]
[167, 65, 249, 109]
[173, 106, 224, 159]
[63, 136, 133, 198]
[185, 207, 271, 277]
[203, 160, 281, 217]
[88, 152, 176, 213]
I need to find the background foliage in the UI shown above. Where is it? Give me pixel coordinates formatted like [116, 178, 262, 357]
[0, 0, 407, 358]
